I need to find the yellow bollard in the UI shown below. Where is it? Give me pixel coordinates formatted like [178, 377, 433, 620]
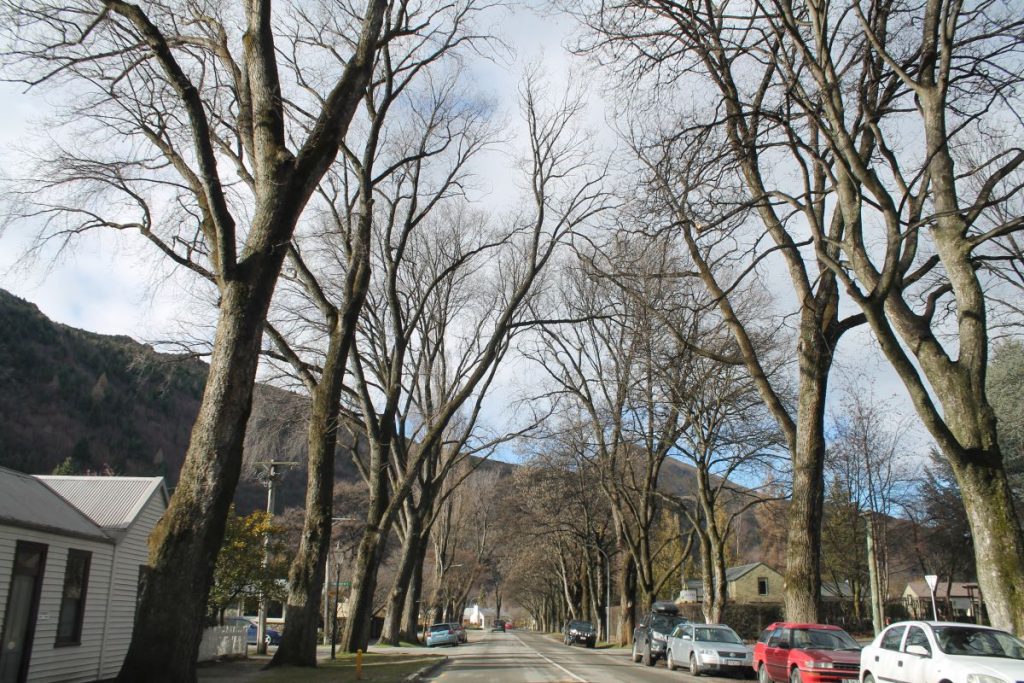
[356, 648, 363, 680]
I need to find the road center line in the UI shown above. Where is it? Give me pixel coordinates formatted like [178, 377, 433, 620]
[513, 634, 588, 683]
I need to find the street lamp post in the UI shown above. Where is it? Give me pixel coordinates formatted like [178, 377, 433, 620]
[255, 460, 298, 655]
[322, 517, 357, 646]
[331, 546, 344, 659]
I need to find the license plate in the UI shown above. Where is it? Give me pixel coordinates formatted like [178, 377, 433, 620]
[727, 660, 741, 666]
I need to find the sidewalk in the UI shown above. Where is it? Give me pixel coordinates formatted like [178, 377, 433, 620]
[197, 642, 444, 682]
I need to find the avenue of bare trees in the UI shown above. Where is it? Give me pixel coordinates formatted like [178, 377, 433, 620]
[2, 0, 1024, 677]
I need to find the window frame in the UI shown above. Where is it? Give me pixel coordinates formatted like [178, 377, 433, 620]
[880, 625, 907, 652]
[54, 548, 91, 647]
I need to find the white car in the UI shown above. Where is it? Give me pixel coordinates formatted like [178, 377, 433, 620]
[666, 622, 754, 676]
[861, 621, 1024, 683]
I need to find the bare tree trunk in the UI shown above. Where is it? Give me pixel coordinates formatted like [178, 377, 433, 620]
[785, 335, 831, 622]
[401, 554, 426, 642]
[342, 525, 389, 650]
[380, 511, 423, 644]
[619, 552, 637, 644]
[271, 336, 351, 666]
[119, 275, 280, 682]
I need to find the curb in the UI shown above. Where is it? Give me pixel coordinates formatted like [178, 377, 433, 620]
[404, 655, 449, 682]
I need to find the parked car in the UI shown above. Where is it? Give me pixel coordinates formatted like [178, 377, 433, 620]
[426, 622, 460, 647]
[861, 621, 1024, 683]
[666, 622, 753, 676]
[225, 617, 282, 647]
[754, 622, 861, 683]
[632, 600, 689, 666]
[564, 619, 597, 648]
[491, 619, 507, 632]
[451, 622, 468, 643]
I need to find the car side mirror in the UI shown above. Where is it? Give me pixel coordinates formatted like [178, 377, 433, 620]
[905, 645, 930, 658]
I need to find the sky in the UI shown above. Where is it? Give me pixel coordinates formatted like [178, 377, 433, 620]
[0, 1, 930, 462]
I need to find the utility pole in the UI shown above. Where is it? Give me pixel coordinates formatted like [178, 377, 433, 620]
[864, 511, 882, 635]
[256, 460, 297, 655]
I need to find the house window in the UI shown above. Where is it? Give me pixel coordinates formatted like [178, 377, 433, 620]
[757, 577, 769, 596]
[55, 549, 91, 646]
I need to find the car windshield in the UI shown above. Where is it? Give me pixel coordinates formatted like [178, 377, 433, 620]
[934, 626, 1024, 659]
[651, 615, 687, 633]
[570, 621, 594, 630]
[429, 624, 450, 632]
[695, 627, 743, 644]
[792, 628, 860, 651]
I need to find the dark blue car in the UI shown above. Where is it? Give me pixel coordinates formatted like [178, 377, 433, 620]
[227, 617, 282, 646]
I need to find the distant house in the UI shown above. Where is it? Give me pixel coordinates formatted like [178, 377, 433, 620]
[678, 562, 783, 604]
[821, 580, 857, 602]
[0, 467, 167, 682]
[902, 580, 983, 620]
[463, 604, 496, 627]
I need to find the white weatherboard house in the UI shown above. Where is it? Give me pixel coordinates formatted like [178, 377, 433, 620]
[0, 467, 167, 683]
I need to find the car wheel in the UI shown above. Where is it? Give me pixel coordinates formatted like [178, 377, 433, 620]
[864, 674, 875, 683]
[643, 641, 654, 667]
[632, 640, 642, 663]
[759, 664, 771, 683]
[667, 650, 677, 671]
[690, 653, 702, 676]
[264, 634, 272, 647]
[790, 668, 802, 683]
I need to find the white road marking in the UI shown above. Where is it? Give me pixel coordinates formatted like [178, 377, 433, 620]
[513, 633, 588, 682]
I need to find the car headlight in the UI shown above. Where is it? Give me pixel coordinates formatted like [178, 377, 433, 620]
[966, 675, 1007, 683]
[807, 662, 835, 669]
[652, 632, 667, 642]
[699, 648, 717, 656]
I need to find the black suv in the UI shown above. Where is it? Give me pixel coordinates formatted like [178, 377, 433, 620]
[631, 601, 688, 667]
[563, 619, 597, 648]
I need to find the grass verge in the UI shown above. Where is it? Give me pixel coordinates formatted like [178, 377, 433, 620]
[199, 653, 445, 682]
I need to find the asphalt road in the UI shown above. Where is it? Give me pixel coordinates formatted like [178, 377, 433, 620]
[425, 630, 755, 683]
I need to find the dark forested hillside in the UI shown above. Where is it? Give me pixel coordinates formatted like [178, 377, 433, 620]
[0, 288, 345, 512]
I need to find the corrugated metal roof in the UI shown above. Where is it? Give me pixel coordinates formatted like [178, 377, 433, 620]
[0, 466, 110, 542]
[37, 475, 166, 530]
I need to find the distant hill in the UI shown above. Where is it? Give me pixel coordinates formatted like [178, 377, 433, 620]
[0, 288, 345, 512]
[0, 288, 782, 566]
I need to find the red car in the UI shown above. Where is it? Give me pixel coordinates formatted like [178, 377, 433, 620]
[754, 623, 862, 683]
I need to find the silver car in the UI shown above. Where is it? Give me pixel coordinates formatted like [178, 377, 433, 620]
[425, 622, 459, 647]
[666, 623, 753, 676]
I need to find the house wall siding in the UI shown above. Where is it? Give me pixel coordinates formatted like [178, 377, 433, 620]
[730, 568, 783, 604]
[97, 491, 165, 678]
[0, 526, 114, 683]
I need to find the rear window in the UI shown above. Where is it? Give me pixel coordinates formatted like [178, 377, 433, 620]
[429, 624, 450, 632]
[651, 615, 687, 632]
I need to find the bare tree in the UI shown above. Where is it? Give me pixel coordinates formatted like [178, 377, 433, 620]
[259, 2, 492, 662]
[0, 1, 386, 678]
[821, 378, 916, 627]
[666, 354, 784, 624]
[740, 0, 1024, 630]
[526, 237, 710, 640]
[338, 71, 611, 651]
[564, 0, 869, 621]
